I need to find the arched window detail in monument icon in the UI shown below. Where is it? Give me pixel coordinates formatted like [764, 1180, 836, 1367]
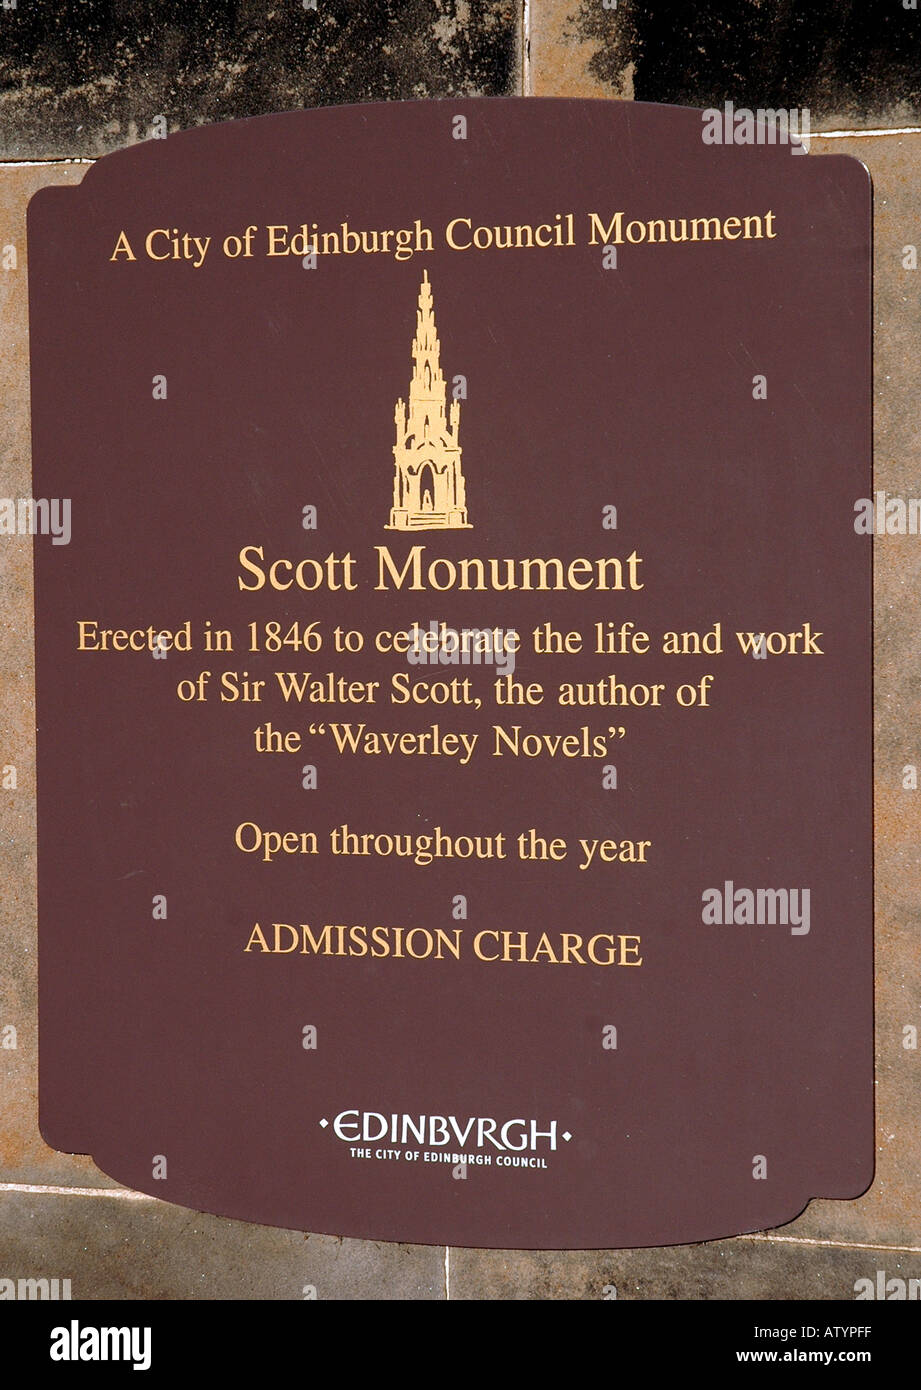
[420, 463, 436, 511]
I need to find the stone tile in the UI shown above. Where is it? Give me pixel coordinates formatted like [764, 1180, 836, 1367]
[527, 0, 620, 98]
[0, 1191, 444, 1299]
[0, 1, 521, 160]
[448, 1236, 921, 1300]
[532, 2, 921, 128]
[0, 162, 113, 1189]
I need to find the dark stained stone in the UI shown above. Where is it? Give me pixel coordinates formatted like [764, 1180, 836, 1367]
[0, 0, 519, 159]
[573, 0, 921, 127]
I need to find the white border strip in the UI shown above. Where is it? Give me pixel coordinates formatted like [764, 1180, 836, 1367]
[816, 126, 921, 138]
[0, 1181, 150, 1200]
[0, 158, 94, 167]
[2, 127, 920, 172]
[742, 1232, 921, 1255]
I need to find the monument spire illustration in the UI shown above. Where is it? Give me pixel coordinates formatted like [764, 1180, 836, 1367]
[388, 270, 471, 530]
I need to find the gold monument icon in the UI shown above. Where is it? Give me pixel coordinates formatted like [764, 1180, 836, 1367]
[388, 270, 471, 530]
